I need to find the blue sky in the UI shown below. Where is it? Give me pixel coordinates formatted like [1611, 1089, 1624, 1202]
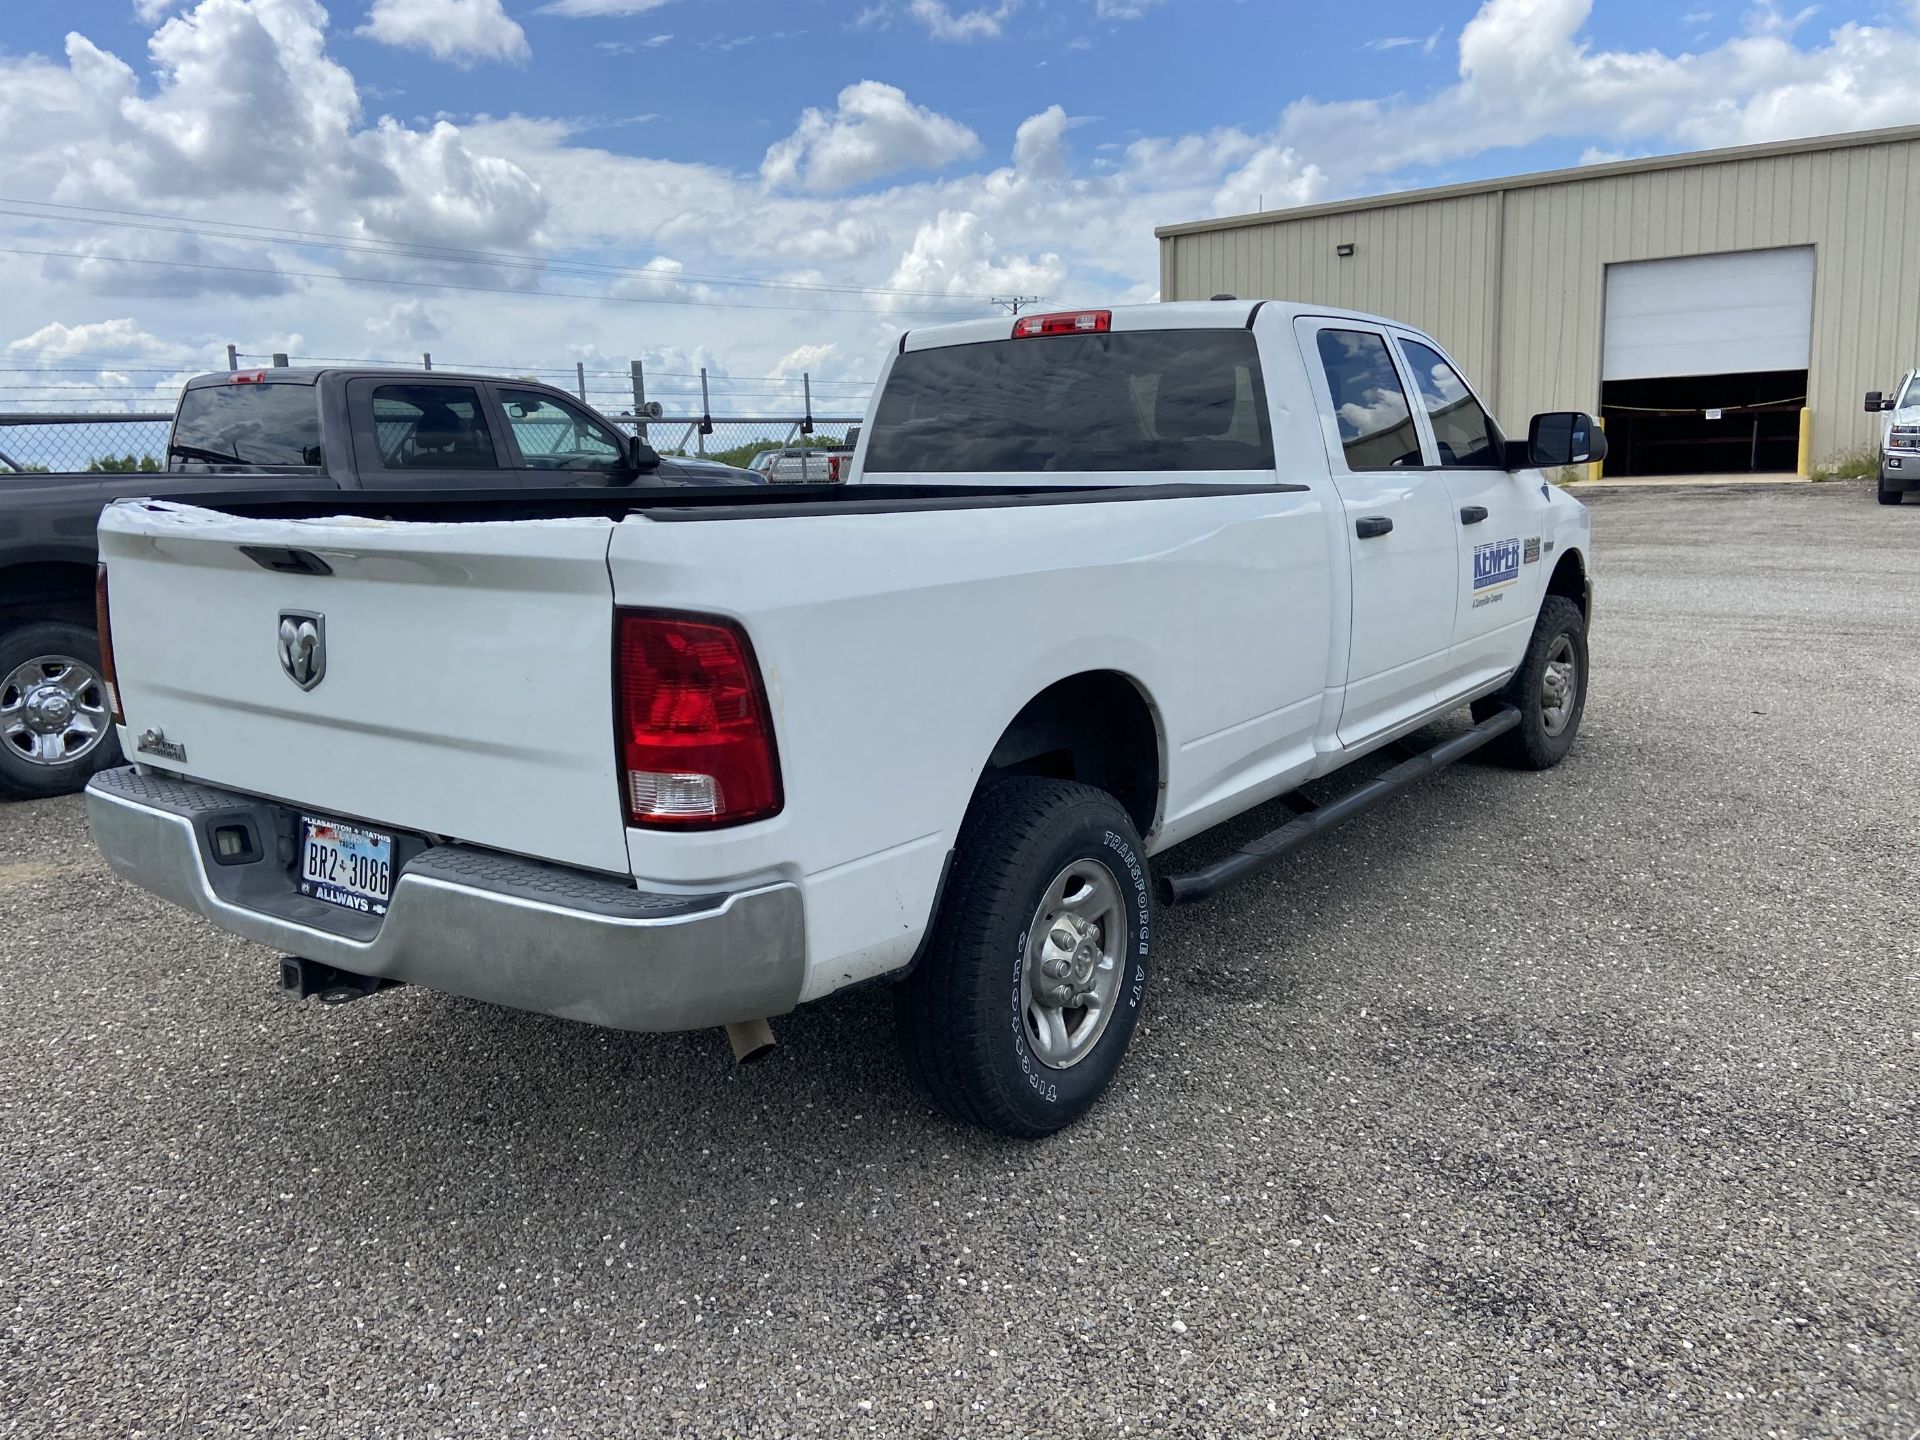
[2, 0, 1919, 413]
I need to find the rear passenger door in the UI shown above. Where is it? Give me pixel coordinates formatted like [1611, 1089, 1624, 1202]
[1297, 319, 1457, 745]
[1391, 332, 1548, 698]
[347, 379, 511, 490]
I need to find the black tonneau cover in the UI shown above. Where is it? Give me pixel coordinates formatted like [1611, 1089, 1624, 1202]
[132, 480, 1305, 526]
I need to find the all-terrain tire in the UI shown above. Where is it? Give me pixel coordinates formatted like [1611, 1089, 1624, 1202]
[1472, 595, 1589, 771]
[897, 778, 1153, 1138]
[1878, 472, 1904, 505]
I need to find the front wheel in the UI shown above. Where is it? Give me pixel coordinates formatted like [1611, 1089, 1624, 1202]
[0, 620, 122, 800]
[1474, 595, 1589, 771]
[897, 778, 1154, 1138]
[1878, 472, 1904, 505]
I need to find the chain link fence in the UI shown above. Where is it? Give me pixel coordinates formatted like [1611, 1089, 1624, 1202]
[0, 414, 863, 476]
[0, 415, 173, 474]
[1, 352, 873, 475]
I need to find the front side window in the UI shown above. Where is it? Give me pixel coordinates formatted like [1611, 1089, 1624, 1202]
[1399, 338, 1502, 467]
[497, 388, 626, 471]
[1314, 330, 1420, 471]
[370, 385, 498, 470]
[864, 329, 1274, 474]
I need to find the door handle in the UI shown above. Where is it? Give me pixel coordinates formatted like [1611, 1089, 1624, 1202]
[1459, 505, 1488, 525]
[1355, 516, 1393, 539]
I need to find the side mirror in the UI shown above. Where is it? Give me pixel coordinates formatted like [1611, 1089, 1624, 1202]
[1865, 391, 1885, 413]
[1527, 411, 1608, 468]
[626, 435, 661, 472]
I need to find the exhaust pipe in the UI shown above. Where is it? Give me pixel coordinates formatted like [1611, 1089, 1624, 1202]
[724, 1017, 776, 1064]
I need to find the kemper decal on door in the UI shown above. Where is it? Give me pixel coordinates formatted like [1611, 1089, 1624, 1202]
[1472, 537, 1522, 598]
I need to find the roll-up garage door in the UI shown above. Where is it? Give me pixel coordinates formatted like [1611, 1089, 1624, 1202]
[1602, 247, 1814, 381]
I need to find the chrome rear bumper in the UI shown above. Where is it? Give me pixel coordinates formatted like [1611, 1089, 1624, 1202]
[85, 766, 805, 1032]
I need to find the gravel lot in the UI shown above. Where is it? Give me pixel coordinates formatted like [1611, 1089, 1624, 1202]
[2, 480, 1915, 1438]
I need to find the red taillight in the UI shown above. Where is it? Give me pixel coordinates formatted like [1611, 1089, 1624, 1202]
[94, 566, 124, 726]
[229, 370, 268, 384]
[827, 454, 842, 483]
[615, 611, 781, 829]
[1012, 309, 1111, 339]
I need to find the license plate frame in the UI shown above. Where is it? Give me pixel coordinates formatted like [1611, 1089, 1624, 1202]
[298, 816, 395, 915]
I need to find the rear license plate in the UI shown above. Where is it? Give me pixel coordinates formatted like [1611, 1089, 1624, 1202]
[299, 817, 394, 915]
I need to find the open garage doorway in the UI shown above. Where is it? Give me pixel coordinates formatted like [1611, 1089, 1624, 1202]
[1600, 247, 1814, 478]
[1600, 369, 1808, 476]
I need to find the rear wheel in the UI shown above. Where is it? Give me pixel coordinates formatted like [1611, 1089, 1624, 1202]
[897, 778, 1153, 1138]
[0, 621, 121, 800]
[1473, 595, 1588, 771]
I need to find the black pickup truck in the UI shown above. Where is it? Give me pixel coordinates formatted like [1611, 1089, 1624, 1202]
[0, 367, 756, 800]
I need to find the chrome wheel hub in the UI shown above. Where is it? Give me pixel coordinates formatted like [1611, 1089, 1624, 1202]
[1022, 858, 1125, 1070]
[2, 655, 110, 767]
[1541, 634, 1578, 737]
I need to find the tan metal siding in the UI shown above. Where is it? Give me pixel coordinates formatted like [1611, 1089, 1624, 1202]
[1161, 133, 1920, 465]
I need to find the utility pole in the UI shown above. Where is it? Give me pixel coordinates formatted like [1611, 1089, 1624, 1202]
[991, 296, 1040, 315]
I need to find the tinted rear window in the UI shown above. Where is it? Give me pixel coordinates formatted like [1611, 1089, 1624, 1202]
[864, 330, 1274, 474]
[171, 383, 322, 467]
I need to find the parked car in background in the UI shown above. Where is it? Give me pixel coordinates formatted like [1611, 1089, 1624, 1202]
[87, 300, 1600, 1136]
[1865, 370, 1919, 505]
[751, 446, 853, 483]
[0, 367, 757, 800]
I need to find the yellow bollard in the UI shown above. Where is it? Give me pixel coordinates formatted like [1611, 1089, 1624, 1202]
[1587, 416, 1605, 484]
[1796, 406, 1811, 478]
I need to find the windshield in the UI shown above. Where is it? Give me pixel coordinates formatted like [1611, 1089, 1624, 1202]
[1900, 374, 1918, 410]
[170, 382, 322, 467]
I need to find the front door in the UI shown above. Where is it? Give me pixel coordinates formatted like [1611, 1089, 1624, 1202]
[1390, 333, 1549, 698]
[1298, 320, 1457, 745]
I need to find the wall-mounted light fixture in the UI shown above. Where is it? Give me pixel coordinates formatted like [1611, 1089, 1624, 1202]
[1336, 242, 1356, 258]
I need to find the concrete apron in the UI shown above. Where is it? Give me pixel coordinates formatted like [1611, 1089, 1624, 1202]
[1565, 471, 1811, 490]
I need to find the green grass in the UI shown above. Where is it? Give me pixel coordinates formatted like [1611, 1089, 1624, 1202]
[1808, 447, 1880, 482]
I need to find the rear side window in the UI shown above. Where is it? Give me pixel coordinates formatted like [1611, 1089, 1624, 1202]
[864, 330, 1274, 474]
[170, 383, 322, 467]
[1315, 330, 1420, 471]
[371, 384, 499, 470]
[1399, 338, 1502, 467]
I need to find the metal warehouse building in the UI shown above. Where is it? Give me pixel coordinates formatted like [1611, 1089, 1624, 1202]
[1155, 124, 1920, 477]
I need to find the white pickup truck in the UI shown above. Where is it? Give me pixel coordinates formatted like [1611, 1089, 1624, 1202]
[85, 301, 1601, 1137]
[1865, 370, 1919, 505]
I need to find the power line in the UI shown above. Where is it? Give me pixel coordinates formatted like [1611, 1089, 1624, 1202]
[0, 196, 1019, 305]
[0, 244, 983, 318]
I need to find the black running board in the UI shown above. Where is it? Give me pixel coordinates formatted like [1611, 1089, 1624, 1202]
[1157, 705, 1522, 905]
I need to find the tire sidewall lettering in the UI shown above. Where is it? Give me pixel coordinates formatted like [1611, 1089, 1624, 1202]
[1003, 824, 1153, 1108]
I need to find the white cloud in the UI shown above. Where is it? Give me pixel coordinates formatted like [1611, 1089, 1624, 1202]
[907, 0, 1016, 43]
[365, 300, 446, 345]
[1266, 0, 1920, 191]
[0, 0, 547, 258]
[359, 0, 530, 66]
[1212, 145, 1328, 216]
[763, 82, 982, 193]
[1094, 0, 1159, 16]
[7, 318, 196, 363]
[882, 210, 1064, 309]
[133, 0, 184, 18]
[537, 0, 675, 16]
[771, 342, 838, 379]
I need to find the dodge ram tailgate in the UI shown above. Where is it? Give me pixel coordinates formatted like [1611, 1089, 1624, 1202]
[96, 499, 631, 875]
